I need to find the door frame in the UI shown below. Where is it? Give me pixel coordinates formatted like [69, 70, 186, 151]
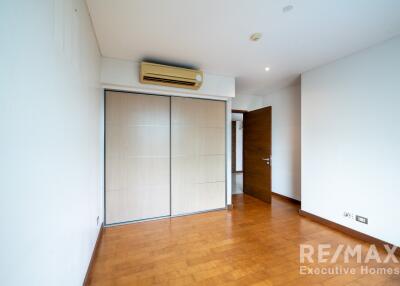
[232, 121, 236, 172]
[231, 109, 246, 173]
[103, 89, 228, 227]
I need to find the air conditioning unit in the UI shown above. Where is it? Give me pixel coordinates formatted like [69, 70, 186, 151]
[140, 62, 203, 90]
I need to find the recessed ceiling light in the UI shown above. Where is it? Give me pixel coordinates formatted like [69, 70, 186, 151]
[283, 5, 294, 13]
[250, 33, 262, 41]
[265, 67, 270, 72]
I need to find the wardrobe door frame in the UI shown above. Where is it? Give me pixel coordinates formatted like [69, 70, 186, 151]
[103, 89, 227, 227]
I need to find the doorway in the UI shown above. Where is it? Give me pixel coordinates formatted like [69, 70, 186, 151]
[231, 110, 245, 195]
[231, 107, 272, 203]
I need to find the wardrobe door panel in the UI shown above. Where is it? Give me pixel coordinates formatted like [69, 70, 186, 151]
[105, 91, 170, 224]
[171, 97, 226, 215]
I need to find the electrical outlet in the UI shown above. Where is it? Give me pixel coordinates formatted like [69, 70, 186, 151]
[97, 216, 99, 226]
[356, 215, 368, 224]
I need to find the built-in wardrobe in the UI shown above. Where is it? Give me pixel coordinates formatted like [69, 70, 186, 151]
[105, 91, 226, 225]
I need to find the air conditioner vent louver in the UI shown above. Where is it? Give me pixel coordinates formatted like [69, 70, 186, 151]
[140, 62, 203, 90]
[143, 76, 196, 87]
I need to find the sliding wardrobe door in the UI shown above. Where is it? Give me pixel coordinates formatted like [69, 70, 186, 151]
[171, 97, 226, 215]
[105, 91, 170, 224]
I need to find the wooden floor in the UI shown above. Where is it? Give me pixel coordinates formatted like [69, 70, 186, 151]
[87, 195, 399, 286]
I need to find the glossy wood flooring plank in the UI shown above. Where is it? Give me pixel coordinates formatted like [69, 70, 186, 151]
[87, 195, 399, 286]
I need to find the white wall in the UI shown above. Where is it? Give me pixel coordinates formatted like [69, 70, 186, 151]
[231, 93, 263, 111]
[0, 1, 102, 285]
[302, 36, 400, 246]
[262, 84, 301, 200]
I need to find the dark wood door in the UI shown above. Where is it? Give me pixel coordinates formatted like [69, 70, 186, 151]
[232, 121, 236, 172]
[243, 107, 272, 203]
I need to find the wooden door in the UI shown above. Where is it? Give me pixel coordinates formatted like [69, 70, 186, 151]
[243, 107, 272, 203]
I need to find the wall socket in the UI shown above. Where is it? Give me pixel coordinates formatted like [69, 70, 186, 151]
[356, 215, 368, 224]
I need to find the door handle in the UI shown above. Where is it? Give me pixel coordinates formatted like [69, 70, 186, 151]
[262, 157, 271, 166]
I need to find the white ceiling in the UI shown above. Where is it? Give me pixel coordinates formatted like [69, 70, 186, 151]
[87, 0, 400, 96]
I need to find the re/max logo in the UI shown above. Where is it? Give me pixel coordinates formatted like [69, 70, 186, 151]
[300, 244, 399, 264]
